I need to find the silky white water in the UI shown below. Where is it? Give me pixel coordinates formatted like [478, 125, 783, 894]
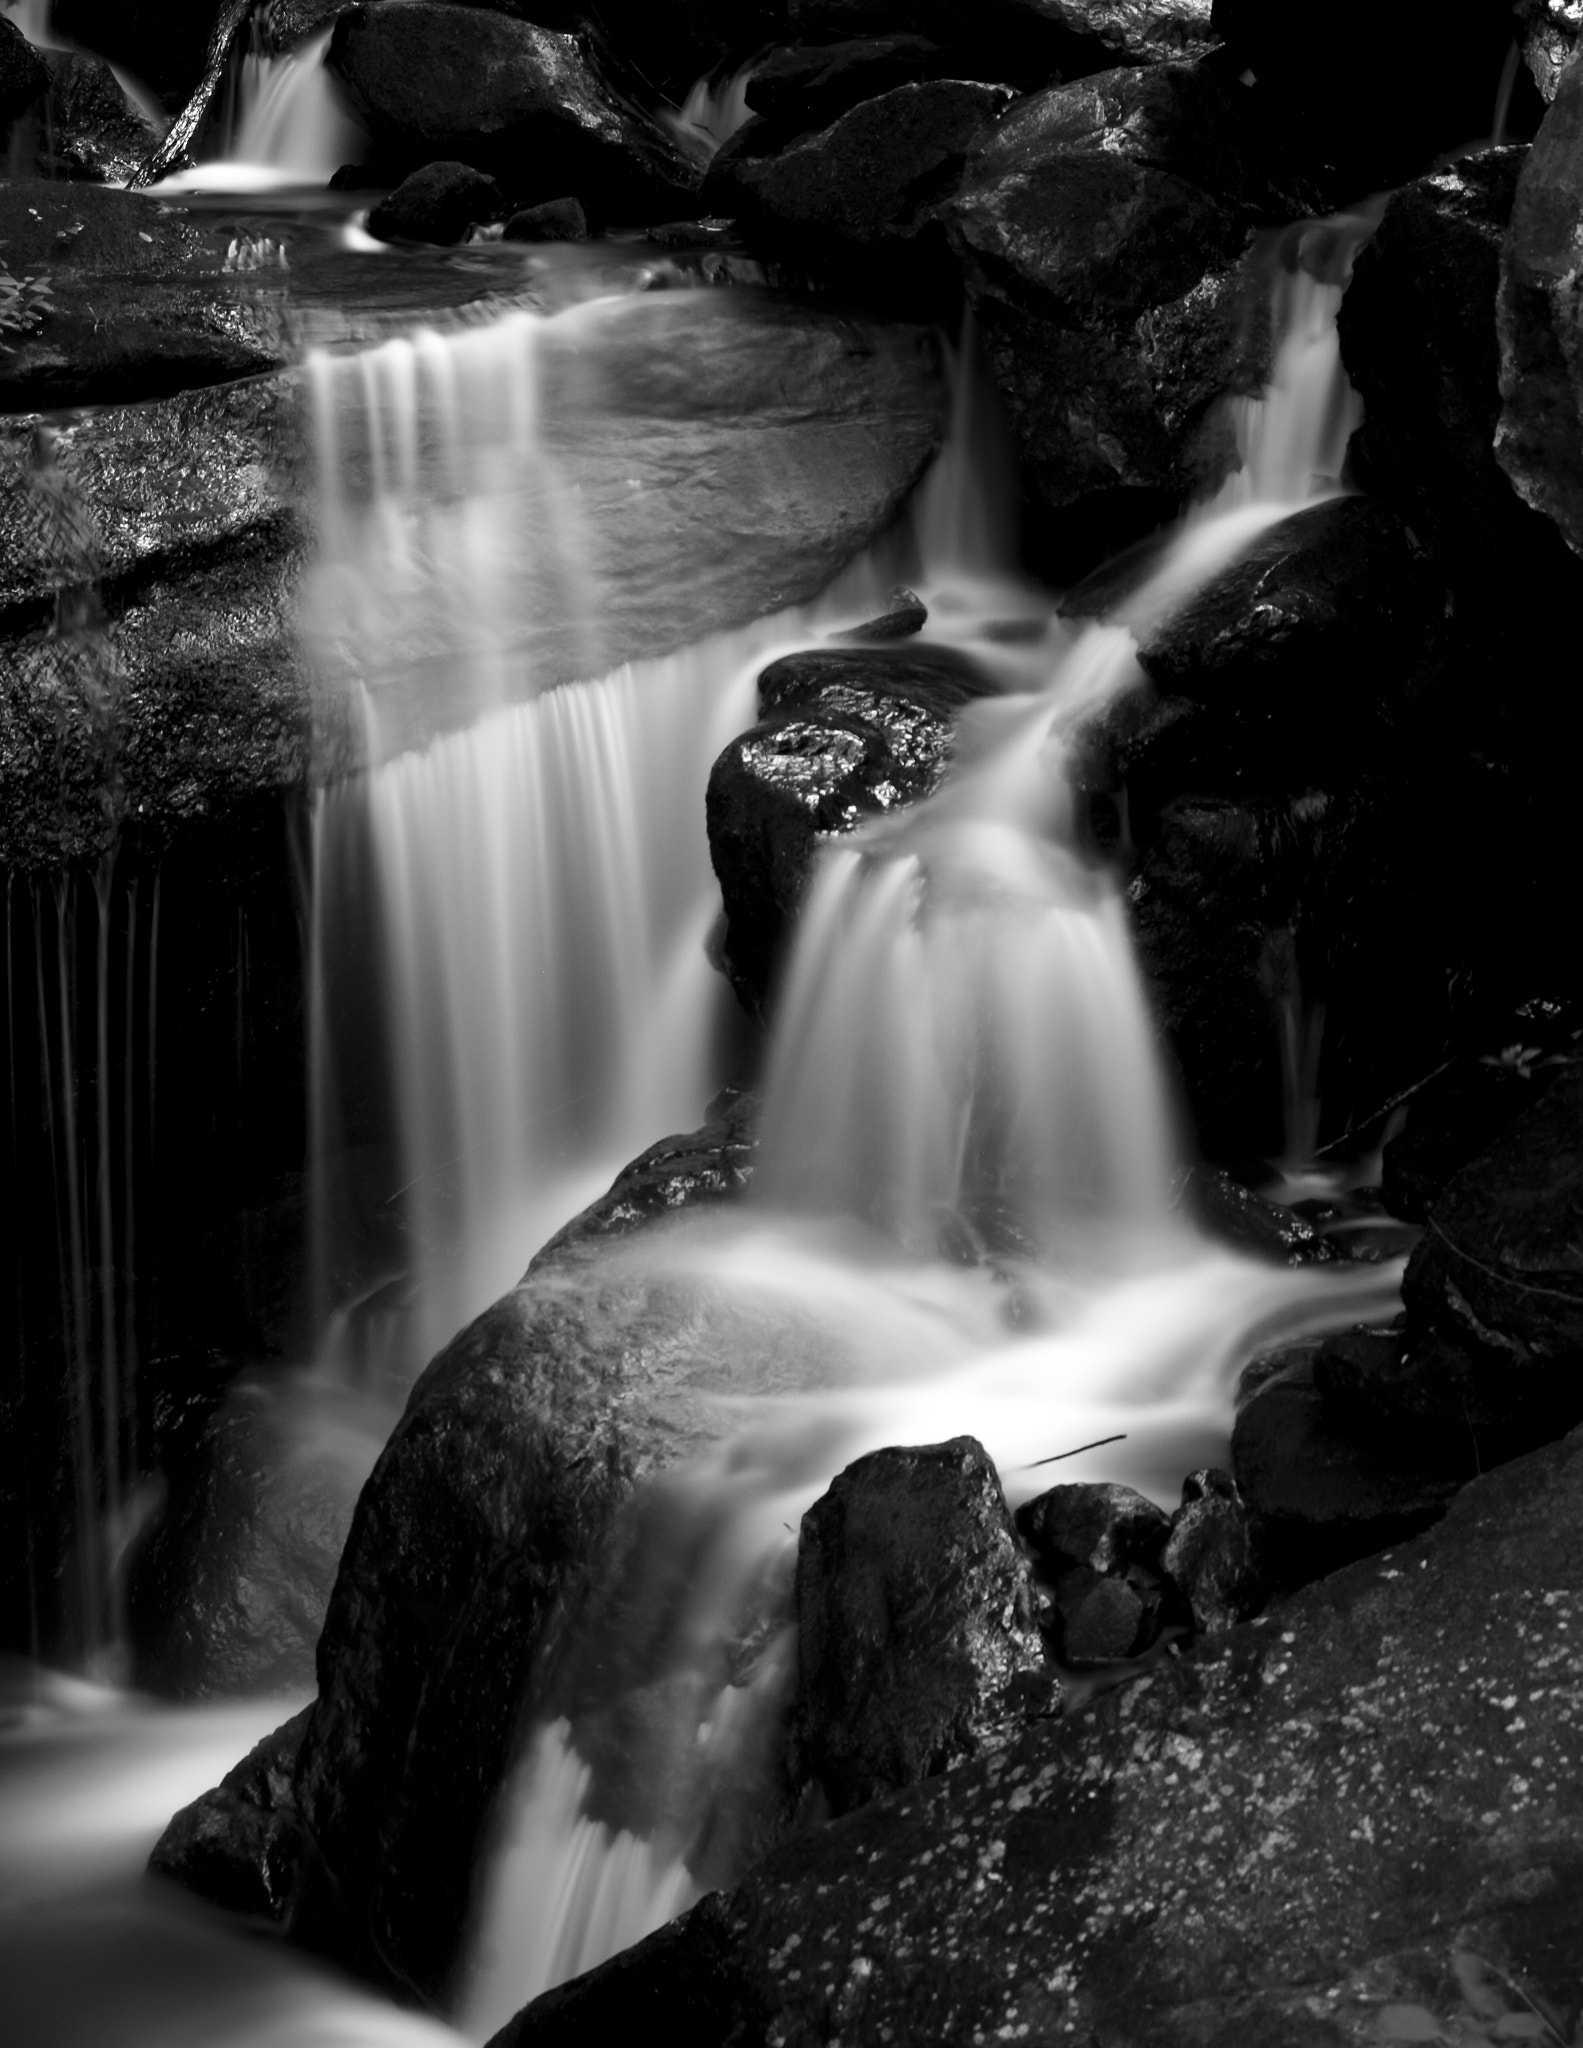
[458, 232, 1395, 2036]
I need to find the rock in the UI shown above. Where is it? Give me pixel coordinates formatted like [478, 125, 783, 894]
[1212, 0, 1519, 197]
[787, 0, 1217, 88]
[1232, 1345, 1462, 1589]
[947, 63, 1289, 579]
[1049, 1564, 1160, 1662]
[1401, 1065, 1583, 1456]
[1340, 149, 1583, 764]
[501, 195, 588, 241]
[1516, 0, 1582, 100]
[1498, 53, 1583, 564]
[128, 0, 251, 184]
[1382, 1056, 1565, 1223]
[149, 1708, 334, 1927]
[326, 2, 701, 222]
[493, 1419, 1583, 2048]
[51, 0, 235, 113]
[1181, 1162, 1341, 1263]
[790, 1436, 1053, 1817]
[711, 78, 1013, 285]
[744, 35, 949, 137]
[1070, 497, 1444, 815]
[578, 0, 782, 102]
[27, 47, 165, 182]
[1016, 1480, 1171, 1576]
[0, 15, 47, 121]
[1309, 1322, 1482, 1473]
[366, 161, 505, 244]
[1160, 1465, 1256, 1630]
[706, 644, 993, 1019]
[0, 182, 280, 413]
[832, 583, 927, 640]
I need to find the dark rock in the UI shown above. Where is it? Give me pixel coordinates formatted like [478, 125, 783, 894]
[947, 63, 1289, 578]
[706, 644, 994, 1019]
[529, 1089, 759, 1269]
[1498, 53, 1583, 563]
[1050, 1564, 1154, 1662]
[27, 47, 165, 182]
[149, 1708, 332, 1927]
[1232, 1345, 1461, 1589]
[577, 0, 782, 103]
[1211, 0, 1519, 196]
[1181, 1162, 1340, 1262]
[787, 0, 1217, 88]
[0, 15, 48, 121]
[500, 195, 588, 241]
[1516, 0, 1582, 100]
[51, 0, 236, 113]
[327, 160, 384, 190]
[1160, 1465, 1256, 1629]
[127, 0, 252, 184]
[1401, 1065, 1583, 1455]
[1071, 497, 1444, 814]
[744, 35, 949, 137]
[326, 2, 701, 221]
[645, 215, 737, 247]
[0, 182, 279, 413]
[494, 1419, 1583, 2048]
[711, 77, 1013, 283]
[1382, 1055, 1564, 1223]
[833, 582, 927, 640]
[791, 1436, 1053, 1817]
[1340, 149, 1583, 764]
[1309, 1322, 1482, 1472]
[1016, 1480, 1171, 1576]
[366, 161, 505, 244]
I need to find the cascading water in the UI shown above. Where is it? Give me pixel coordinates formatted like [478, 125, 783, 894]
[457, 221, 1403, 2038]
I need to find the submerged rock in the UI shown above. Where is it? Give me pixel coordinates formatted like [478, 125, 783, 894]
[1498, 52, 1583, 563]
[706, 643, 994, 1019]
[366, 161, 505, 245]
[791, 1437, 1053, 1817]
[495, 1419, 1583, 2047]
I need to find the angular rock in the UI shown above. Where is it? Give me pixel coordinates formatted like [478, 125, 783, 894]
[27, 47, 165, 182]
[501, 195, 588, 242]
[366, 161, 505, 245]
[1401, 1064, 1583, 1454]
[1498, 52, 1583, 563]
[1516, 0, 1582, 100]
[947, 63, 1287, 577]
[1232, 1345, 1462, 1589]
[1182, 1163, 1341, 1263]
[495, 1420, 1583, 2048]
[326, 2, 700, 221]
[706, 643, 993, 1019]
[1160, 1465, 1256, 1630]
[1016, 1479, 1171, 1576]
[791, 1436, 1052, 1816]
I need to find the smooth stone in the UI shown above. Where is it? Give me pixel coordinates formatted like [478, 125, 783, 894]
[366, 161, 505, 244]
[1016, 1480, 1171, 1577]
[501, 195, 588, 241]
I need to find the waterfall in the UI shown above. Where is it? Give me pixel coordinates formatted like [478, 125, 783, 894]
[661, 62, 758, 160]
[457, 220, 1403, 2038]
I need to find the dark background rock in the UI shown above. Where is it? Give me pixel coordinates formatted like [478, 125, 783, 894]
[744, 34, 949, 136]
[706, 643, 994, 1019]
[786, 0, 1214, 89]
[1382, 1054, 1568, 1222]
[52, 0, 231, 111]
[501, 195, 588, 241]
[495, 1419, 1583, 2048]
[790, 1436, 1051, 1816]
[0, 13, 48, 118]
[366, 161, 505, 244]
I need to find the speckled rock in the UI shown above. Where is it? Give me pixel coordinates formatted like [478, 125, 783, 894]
[706, 643, 994, 1019]
[791, 1437, 1054, 1817]
[495, 1419, 1583, 2048]
[1160, 1464, 1258, 1631]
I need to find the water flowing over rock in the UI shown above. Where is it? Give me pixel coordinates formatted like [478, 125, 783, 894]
[1498, 50, 1583, 563]
[495, 1422, 1583, 2048]
[790, 1436, 1053, 1818]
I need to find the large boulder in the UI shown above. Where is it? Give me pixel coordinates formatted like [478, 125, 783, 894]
[365, 160, 505, 244]
[706, 642, 994, 1019]
[743, 34, 952, 136]
[1497, 51, 1583, 564]
[495, 1417, 1583, 2048]
[1515, 0, 1583, 101]
[786, 0, 1217, 87]
[26, 46, 165, 181]
[946, 62, 1289, 577]
[326, 2, 700, 221]
[0, 14, 47, 119]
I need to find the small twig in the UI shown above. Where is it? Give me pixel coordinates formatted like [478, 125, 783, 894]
[1026, 1434, 1127, 1469]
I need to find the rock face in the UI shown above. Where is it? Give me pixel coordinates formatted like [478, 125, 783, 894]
[1382, 1055, 1563, 1222]
[149, 1708, 327, 1923]
[947, 63, 1284, 577]
[366, 161, 505, 245]
[1514, 0, 1581, 102]
[52, 0, 232, 112]
[787, 0, 1216, 86]
[326, 3, 699, 220]
[28, 47, 165, 182]
[791, 1437, 1051, 1818]
[706, 643, 993, 1019]
[0, 15, 48, 120]
[744, 34, 951, 136]
[1498, 52, 1583, 563]
[495, 1420, 1583, 2048]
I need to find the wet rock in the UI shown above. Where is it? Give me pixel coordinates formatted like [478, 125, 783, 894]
[366, 161, 505, 245]
[1050, 1566, 1157, 1662]
[149, 1708, 334, 1927]
[1212, 0, 1519, 197]
[26, 47, 165, 182]
[1160, 1465, 1256, 1630]
[1516, 0, 1582, 100]
[1382, 1055, 1564, 1223]
[1016, 1479, 1171, 1577]
[791, 1436, 1053, 1816]
[744, 35, 949, 138]
[706, 644, 993, 1019]
[0, 182, 280, 413]
[1401, 1064, 1583, 1455]
[326, 2, 700, 222]
[128, 0, 252, 184]
[501, 195, 588, 242]
[787, 0, 1217, 88]
[1232, 1345, 1462, 1590]
[946, 63, 1288, 578]
[0, 16, 47, 121]
[1181, 1162, 1340, 1263]
[1309, 1322, 1482, 1473]
[1498, 52, 1583, 563]
[529, 1088, 759, 1269]
[1070, 497, 1444, 813]
[711, 77, 1013, 283]
[833, 583, 927, 641]
[495, 1420, 1583, 2048]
